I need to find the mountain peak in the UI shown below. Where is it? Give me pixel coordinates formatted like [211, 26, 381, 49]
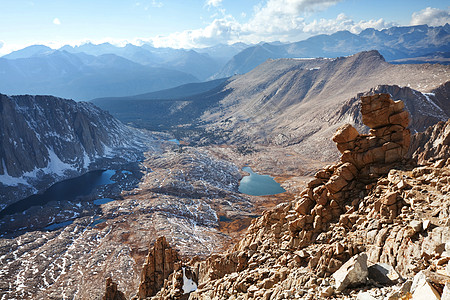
[3, 45, 53, 59]
[351, 49, 386, 61]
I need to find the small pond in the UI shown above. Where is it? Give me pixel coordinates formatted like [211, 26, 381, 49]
[168, 139, 180, 145]
[238, 167, 286, 196]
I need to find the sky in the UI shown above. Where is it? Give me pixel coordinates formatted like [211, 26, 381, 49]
[0, 0, 449, 55]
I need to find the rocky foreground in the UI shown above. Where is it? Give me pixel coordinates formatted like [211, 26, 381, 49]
[105, 94, 450, 299]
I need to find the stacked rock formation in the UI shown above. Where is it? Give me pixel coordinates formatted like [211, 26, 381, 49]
[334, 93, 410, 181]
[287, 93, 411, 238]
[136, 236, 181, 299]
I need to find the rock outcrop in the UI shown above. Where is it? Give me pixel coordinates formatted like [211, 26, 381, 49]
[137, 236, 181, 299]
[102, 278, 127, 300]
[334, 93, 410, 181]
[102, 236, 183, 300]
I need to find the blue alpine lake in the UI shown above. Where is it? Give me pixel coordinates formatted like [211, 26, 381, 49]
[0, 170, 115, 218]
[93, 198, 115, 205]
[44, 220, 74, 231]
[238, 167, 286, 196]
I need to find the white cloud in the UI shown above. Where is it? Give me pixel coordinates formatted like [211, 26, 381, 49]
[303, 13, 393, 35]
[410, 7, 450, 26]
[206, 0, 222, 7]
[241, 0, 341, 36]
[150, 15, 241, 48]
[53, 18, 61, 25]
[151, 0, 163, 8]
[148, 0, 345, 47]
[0, 41, 3, 49]
[145, 0, 398, 48]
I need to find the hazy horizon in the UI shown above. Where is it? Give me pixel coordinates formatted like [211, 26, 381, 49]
[1, 0, 449, 56]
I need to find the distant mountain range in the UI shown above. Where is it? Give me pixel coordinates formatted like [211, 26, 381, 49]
[1, 24, 449, 100]
[213, 24, 450, 78]
[0, 50, 199, 101]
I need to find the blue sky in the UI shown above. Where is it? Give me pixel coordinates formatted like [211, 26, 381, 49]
[0, 0, 449, 55]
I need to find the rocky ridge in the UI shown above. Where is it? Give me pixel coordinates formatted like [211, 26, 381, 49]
[108, 93, 450, 299]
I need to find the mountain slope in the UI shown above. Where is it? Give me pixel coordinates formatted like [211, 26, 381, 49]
[200, 51, 450, 160]
[92, 78, 229, 102]
[93, 51, 450, 164]
[0, 94, 153, 208]
[214, 24, 450, 78]
[91, 78, 231, 131]
[0, 51, 199, 100]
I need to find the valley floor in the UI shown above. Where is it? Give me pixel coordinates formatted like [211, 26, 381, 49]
[0, 141, 320, 299]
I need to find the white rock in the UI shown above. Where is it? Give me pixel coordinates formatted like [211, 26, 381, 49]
[320, 286, 334, 297]
[411, 270, 426, 293]
[333, 252, 368, 292]
[444, 242, 450, 258]
[412, 279, 441, 300]
[422, 219, 431, 231]
[442, 282, 450, 300]
[410, 220, 423, 233]
[356, 291, 377, 300]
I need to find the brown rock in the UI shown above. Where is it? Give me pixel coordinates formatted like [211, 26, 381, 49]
[389, 110, 410, 128]
[332, 124, 360, 144]
[295, 198, 314, 215]
[381, 191, 399, 206]
[102, 278, 126, 300]
[289, 217, 306, 233]
[326, 175, 348, 194]
[336, 163, 358, 181]
[138, 236, 181, 299]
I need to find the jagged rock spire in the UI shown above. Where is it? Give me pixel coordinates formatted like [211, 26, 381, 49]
[137, 236, 181, 299]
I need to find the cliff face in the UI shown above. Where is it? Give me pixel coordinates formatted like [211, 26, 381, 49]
[0, 94, 151, 206]
[408, 118, 450, 165]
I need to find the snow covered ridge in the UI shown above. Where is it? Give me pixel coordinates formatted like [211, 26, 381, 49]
[0, 93, 154, 201]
